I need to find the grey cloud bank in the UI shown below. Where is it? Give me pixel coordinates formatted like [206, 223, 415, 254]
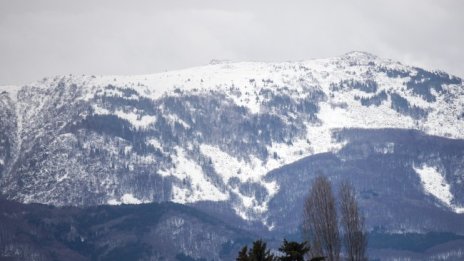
[0, 0, 463, 85]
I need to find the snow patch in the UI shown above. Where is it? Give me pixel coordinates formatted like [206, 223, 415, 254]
[162, 147, 228, 203]
[56, 173, 69, 182]
[92, 105, 156, 128]
[164, 114, 190, 129]
[91, 105, 110, 114]
[305, 125, 346, 154]
[413, 164, 464, 214]
[147, 139, 164, 153]
[114, 110, 156, 128]
[107, 193, 149, 205]
[200, 144, 275, 186]
[200, 144, 279, 220]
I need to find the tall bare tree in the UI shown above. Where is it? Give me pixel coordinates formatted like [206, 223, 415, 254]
[303, 176, 340, 261]
[339, 181, 367, 261]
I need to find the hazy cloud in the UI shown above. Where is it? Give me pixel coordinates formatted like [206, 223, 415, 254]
[1, 0, 463, 85]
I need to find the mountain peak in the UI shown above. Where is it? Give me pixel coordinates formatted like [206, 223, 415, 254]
[209, 59, 233, 65]
[342, 51, 378, 59]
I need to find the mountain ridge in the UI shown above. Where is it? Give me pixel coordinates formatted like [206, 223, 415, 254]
[0, 52, 463, 227]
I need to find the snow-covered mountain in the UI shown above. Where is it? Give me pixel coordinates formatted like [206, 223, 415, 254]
[0, 51, 463, 231]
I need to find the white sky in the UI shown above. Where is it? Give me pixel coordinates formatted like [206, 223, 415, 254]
[0, 0, 463, 85]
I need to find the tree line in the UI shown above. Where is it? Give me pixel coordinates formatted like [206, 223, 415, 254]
[237, 176, 367, 261]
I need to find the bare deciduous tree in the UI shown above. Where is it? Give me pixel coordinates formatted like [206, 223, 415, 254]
[339, 181, 367, 261]
[303, 176, 340, 261]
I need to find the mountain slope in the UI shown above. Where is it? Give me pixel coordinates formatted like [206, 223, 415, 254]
[0, 198, 252, 261]
[266, 128, 464, 235]
[0, 52, 463, 227]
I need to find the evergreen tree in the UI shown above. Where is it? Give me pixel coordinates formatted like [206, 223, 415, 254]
[250, 240, 275, 261]
[278, 239, 310, 261]
[236, 240, 275, 261]
[237, 246, 250, 261]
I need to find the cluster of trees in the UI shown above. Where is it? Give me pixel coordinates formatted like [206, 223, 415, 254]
[303, 176, 367, 261]
[236, 239, 318, 261]
[237, 176, 367, 261]
[329, 79, 378, 93]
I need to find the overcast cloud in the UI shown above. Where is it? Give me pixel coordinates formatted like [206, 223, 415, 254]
[0, 0, 463, 85]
